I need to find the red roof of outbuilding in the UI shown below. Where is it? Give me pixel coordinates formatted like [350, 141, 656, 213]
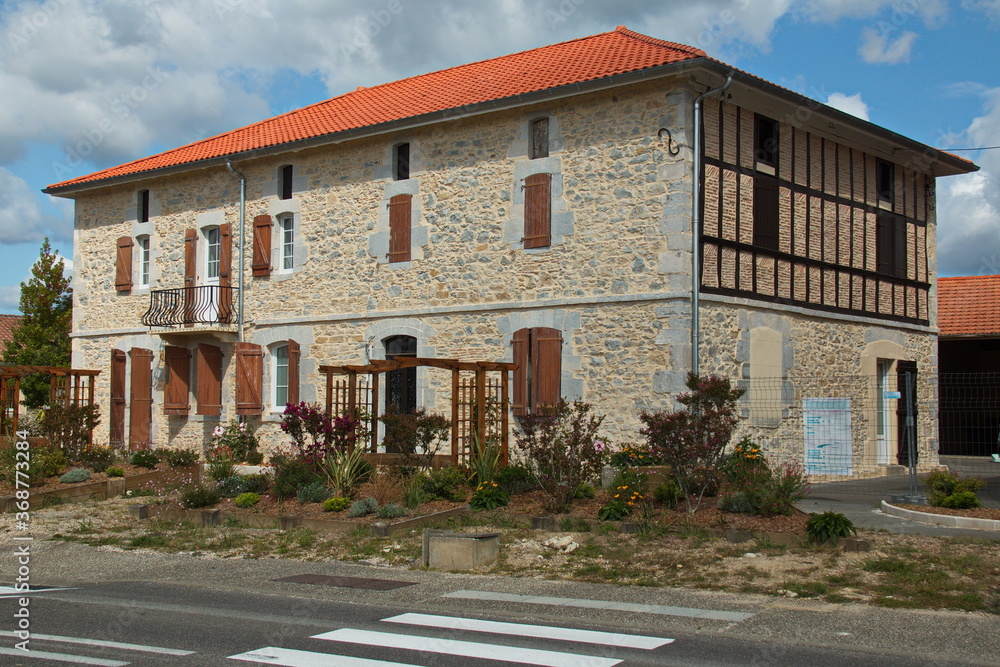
[938, 275, 1000, 336]
[0, 315, 22, 350]
[46, 27, 704, 190]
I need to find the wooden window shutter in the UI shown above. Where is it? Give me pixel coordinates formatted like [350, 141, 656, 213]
[219, 223, 233, 320]
[115, 236, 133, 292]
[523, 173, 551, 249]
[183, 228, 197, 287]
[388, 194, 412, 263]
[236, 342, 264, 415]
[128, 348, 153, 450]
[531, 327, 562, 411]
[252, 215, 273, 276]
[876, 213, 894, 276]
[196, 344, 222, 416]
[164, 345, 191, 416]
[753, 174, 779, 251]
[511, 328, 528, 417]
[287, 339, 300, 406]
[110, 350, 127, 448]
[893, 216, 908, 279]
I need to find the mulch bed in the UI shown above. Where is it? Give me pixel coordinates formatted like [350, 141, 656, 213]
[0, 462, 184, 497]
[897, 504, 1000, 521]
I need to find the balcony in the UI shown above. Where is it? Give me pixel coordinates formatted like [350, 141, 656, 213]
[141, 286, 237, 333]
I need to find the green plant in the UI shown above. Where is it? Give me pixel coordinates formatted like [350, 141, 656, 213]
[377, 502, 408, 519]
[296, 481, 332, 503]
[318, 445, 372, 497]
[323, 497, 351, 512]
[240, 473, 271, 495]
[0, 444, 68, 486]
[164, 448, 199, 468]
[216, 475, 246, 498]
[209, 420, 263, 465]
[468, 435, 503, 486]
[939, 491, 981, 509]
[180, 484, 221, 509]
[280, 403, 357, 463]
[469, 480, 510, 511]
[924, 470, 985, 508]
[652, 479, 682, 508]
[420, 466, 468, 502]
[379, 405, 452, 470]
[59, 467, 91, 483]
[270, 454, 324, 500]
[347, 497, 379, 518]
[233, 492, 260, 509]
[105, 466, 125, 477]
[806, 511, 857, 544]
[39, 404, 100, 462]
[77, 443, 116, 472]
[207, 458, 236, 483]
[123, 487, 156, 498]
[129, 449, 159, 470]
[572, 483, 597, 500]
[719, 458, 808, 516]
[494, 463, 536, 495]
[609, 443, 664, 467]
[402, 472, 426, 508]
[598, 484, 643, 521]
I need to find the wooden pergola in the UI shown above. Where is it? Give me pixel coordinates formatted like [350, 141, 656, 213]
[319, 357, 517, 466]
[0, 365, 101, 436]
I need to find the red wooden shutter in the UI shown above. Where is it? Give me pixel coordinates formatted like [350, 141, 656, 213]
[287, 339, 300, 406]
[252, 215, 272, 276]
[218, 222, 233, 321]
[753, 174, 779, 251]
[183, 228, 197, 322]
[196, 344, 222, 416]
[511, 328, 528, 417]
[388, 194, 412, 262]
[523, 173, 551, 249]
[115, 237, 133, 292]
[110, 350, 126, 448]
[128, 348, 153, 450]
[164, 345, 191, 415]
[531, 327, 562, 411]
[236, 342, 263, 415]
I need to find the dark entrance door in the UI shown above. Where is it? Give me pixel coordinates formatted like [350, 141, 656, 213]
[384, 336, 417, 454]
[896, 360, 918, 466]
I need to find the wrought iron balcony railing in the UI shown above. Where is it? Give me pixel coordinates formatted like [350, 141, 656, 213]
[141, 285, 236, 327]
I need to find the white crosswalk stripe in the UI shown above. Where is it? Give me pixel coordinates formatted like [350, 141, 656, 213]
[229, 613, 673, 667]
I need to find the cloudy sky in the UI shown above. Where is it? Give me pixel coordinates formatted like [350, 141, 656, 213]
[1, 0, 998, 313]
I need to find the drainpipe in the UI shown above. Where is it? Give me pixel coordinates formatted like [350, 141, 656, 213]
[691, 75, 732, 378]
[225, 159, 246, 344]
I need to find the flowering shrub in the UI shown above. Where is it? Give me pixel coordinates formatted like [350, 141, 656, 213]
[77, 443, 117, 473]
[280, 403, 356, 463]
[718, 439, 808, 516]
[379, 406, 451, 470]
[609, 443, 664, 468]
[598, 485, 643, 521]
[209, 420, 262, 465]
[515, 400, 607, 513]
[640, 374, 744, 515]
[469, 481, 509, 511]
[39, 403, 101, 462]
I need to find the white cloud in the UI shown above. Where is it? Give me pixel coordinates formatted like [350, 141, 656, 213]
[0, 285, 19, 312]
[859, 27, 918, 63]
[962, 0, 1000, 24]
[798, 0, 947, 25]
[825, 92, 870, 120]
[0, 168, 70, 243]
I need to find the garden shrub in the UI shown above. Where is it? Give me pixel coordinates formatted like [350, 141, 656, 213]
[59, 467, 91, 483]
[129, 449, 159, 470]
[181, 484, 221, 509]
[207, 458, 236, 483]
[77, 444, 116, 473]
[572, 483, 597, 500]
[318, 443, 372, 496]
[164, 448, 199, 468]
[652, 479, 682, 508]
[468, 435, 504, 486]
[240, 473, 271, 495]
[379, 405, 451, 470]
[609, 443, 664, 468]
[39, 403, 101, 462]
[323, 497, 351, 512]
[233, 492, 260, 509]
[105, 466, 125, 478]
[493, 463, 537, 495]
[216, 475, 246, 498]
[806, 511, 857, 544]
[924, 470, 985, 508]
[419, 466, 468, 502]
[271, 454, 324, 500]
[209, 420, 263, 465]
[514, 399, 607, 513]
[598, 485, 643, 521]
[377, 502, 408, 519]
[0, 444, 68, 486]
[717, 440, 808, 517]
[296, 481, 332, 504]
[469, 481, 509, 511]
[938, 490, 981, 509]
[347, 497, 379, 518]
[280, 403, 357, 463]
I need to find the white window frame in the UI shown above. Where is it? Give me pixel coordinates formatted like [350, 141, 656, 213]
[272, 343, 289, 411]
[204, 226, 220, 283]
[278, 214, 294, 273]
[136, 235, 150, 288]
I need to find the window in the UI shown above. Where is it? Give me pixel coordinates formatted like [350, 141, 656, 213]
[279, 164, 293, 200]
[273, 344, 289, 409]
[511, 327, 562, 416]
[523, 173, 551, 249]
[394, 143, 410, 181]
[137, 236, 150, 288]
[530, 118, 549, 159]
[205, 226, 220, 281]
[385, 335, 417, 414]
[137, 189, 150, 223]
[279, 215, 294, 271]
[876, 212, 907, 278]
[877, 159, 895, 204]
[754, 115, 778, 169]
[388, 194, 412, 263]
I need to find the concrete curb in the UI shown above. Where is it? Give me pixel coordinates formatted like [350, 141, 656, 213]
[880, 500, 1000, 532]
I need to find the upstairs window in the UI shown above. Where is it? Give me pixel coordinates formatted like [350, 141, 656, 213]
[137, 235, 150, 288]
[279, 214, 294, 272]
[205, 226, 221, 281]
[877, 212, 907, 278]
[754, 115, 778, 170]
[877, 159, 895, 205]
[530, 118, 549, 159]
[137, 189, 150, 223]
[279, 164, 294, 200]
[394, 143, 410, 181]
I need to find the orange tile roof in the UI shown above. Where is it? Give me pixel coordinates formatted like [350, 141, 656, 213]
[47, 27, 704, 190]
[0, 314, 22, 350]
[938, 275, 1000, 336]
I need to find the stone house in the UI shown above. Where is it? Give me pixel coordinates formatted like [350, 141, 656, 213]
[44, 27, 976, 474]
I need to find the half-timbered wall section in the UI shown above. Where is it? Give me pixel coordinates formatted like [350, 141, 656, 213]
[700, 100, 931, 324]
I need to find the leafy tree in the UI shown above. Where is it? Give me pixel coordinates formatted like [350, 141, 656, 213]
[2, 238, 72, 408]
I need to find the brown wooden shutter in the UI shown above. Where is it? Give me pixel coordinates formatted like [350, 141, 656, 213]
[753, 174, 779, 251]
[110, 350, 127, 448]
[287, 339, 300, 407]
[893, 216, 908, 279]
[128, 347, 153, 450]
[531, 327, 562, 411]
[387, 194, 412, 263]
[876, 212, 893, 276]
[183, 228, 197, 322]
[523, 173, 551, 249]
[196, 344, 222, 416]
[164, 345, 191, 415]
[236, 342, 264, 415]
[511, 328, 528, 417]
[115, 237, 133, 292]
[218, 222, 233, 321]
[252, 215, 272, 276]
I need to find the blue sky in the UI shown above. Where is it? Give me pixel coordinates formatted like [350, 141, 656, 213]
[1, 0, 998, 315]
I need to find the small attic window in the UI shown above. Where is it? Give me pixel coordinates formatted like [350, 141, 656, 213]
[754, 115, 778, 169]
[279, 164, 294, 200]
[137, 189, 150, 223]
[877, 159, 895, 204]
[394, 143, 410, 181]
[530, 118, 549, 159]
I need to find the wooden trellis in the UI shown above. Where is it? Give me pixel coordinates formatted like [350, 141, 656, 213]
[319, 357, 516, 467]
[0, 365, 100, 436]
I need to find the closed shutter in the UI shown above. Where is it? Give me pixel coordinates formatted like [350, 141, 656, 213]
[753, 174, 779, 251]
[218, 222, 233, 321]
[893, 216, 908, 279]
[183, 228, 197, 322]
[523, 173, 551, 248]
[287, 339, 300, 406]
[115, 237, 133, 292]
[531, 327, 562, 411]
[876, 213, 894, 276]
[196, 344, 222, 416]
[164, 345, 191, 415]
[252, 215, 272, 276]
[110, 350, 126, 448]
[236, 342, 263, 415]
[388, 194, 412, 262]
[511, 328, 528, 417]
[128, 348, 153, 450]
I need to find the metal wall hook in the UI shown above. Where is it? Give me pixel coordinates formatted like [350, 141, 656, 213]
[658, 128, 681, 156]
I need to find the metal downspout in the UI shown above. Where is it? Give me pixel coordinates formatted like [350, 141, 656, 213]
[691, 75, 732, 378]
[225, 159, 246, 344]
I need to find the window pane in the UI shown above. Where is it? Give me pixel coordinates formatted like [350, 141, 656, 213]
[282, 217, 294, 270]
[139, 237, 150, 286]
[206, 228, 220, 279]
[274, 345, 288, 408]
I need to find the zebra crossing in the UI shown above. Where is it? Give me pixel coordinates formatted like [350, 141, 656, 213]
[0, 631, 194, 666]
[229, 612, 674, 667]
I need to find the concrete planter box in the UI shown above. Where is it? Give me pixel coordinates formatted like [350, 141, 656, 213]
[422, 528, 500, 570]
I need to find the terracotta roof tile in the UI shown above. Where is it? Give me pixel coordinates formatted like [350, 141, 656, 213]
[938, 275, 1000, 336]
[0, 315, 22, 350]
[48, 27, 705, 190]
